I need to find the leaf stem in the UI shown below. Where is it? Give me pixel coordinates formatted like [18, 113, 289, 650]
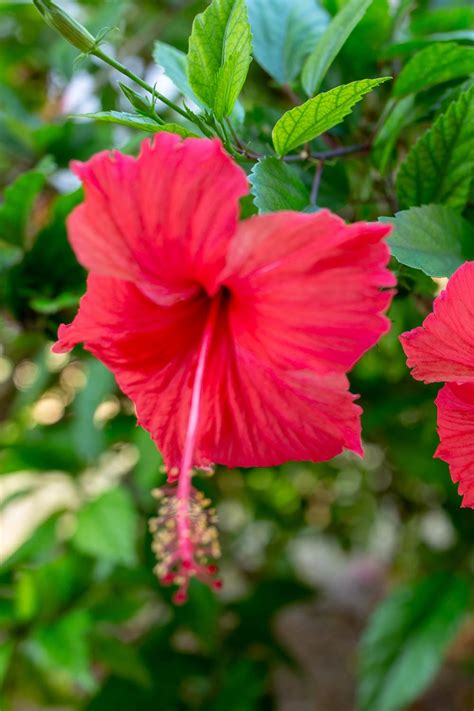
[310, 161, 324, 206]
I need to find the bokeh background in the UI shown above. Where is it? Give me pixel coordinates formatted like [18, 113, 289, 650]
[1, 1, 473, 709]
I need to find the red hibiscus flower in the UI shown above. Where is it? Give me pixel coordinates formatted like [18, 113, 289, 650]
[54, 134, 395, 600]
[400, 261, 474, 508]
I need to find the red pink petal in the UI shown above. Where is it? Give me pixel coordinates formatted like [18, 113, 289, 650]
[400, 262, 474, 383]
[435, 383, 474, 507]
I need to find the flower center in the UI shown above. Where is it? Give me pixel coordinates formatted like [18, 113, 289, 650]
[151, 289, 227, 603]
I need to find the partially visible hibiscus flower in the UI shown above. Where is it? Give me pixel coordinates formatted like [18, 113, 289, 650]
[400, 261, 474, 509]
[54, 134, 395, 601]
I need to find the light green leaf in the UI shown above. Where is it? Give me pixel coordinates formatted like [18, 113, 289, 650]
[249, 157, 309, 213]
[358, 573, 469, 711]
[0, 169, 45, 247]
[188, 0, 252, 120]
[272, 77, 390, 155]
[396, 86, 474, 210]
[247, 0, 329, 85]
[74, 111, 198, 137]
[72, 488, 138, 566]
[153, 41, 201, 105]
[393, 42, 474, 97]
[302, 0, 373, 97]
[382, 204, 474, 278]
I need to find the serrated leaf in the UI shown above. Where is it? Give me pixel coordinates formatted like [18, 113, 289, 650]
[153, 41, 201, 105]
[249, 158, 309, 213]
[272, 77, 390, 155]
[393, 43, 474, 97]
[0, 169, 45, 247]
[72, 488, 138, 566]
[358, 573, 469, 711]
[382, 204, 474, 278]
[302, 0, 373, 97]
[188, 0, 252, 120]
[247, 0, 329, 85]
[74, 111, 198, 137]
[396, 86, 474, 210]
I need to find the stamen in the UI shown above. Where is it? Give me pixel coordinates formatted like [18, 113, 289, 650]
[149, 295, 223, 602]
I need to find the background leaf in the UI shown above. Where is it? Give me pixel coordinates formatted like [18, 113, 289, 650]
[272, 77, 390, 155]
[393, 43, 474, 97]
[358, 573, 470, 711]
[246, 0, 329, 85]
[396, 86, 474, 210]
[382, 204, 474, 277]
[153, 41, 201, 105]
[72, 488, 139, 566]
[249, 157, 309, 212]
[0, 169, 45, 247]
[187, 0, 252, 120]
[302, 0, 373, 97]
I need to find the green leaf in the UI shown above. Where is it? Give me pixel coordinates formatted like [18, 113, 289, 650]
[72, 488, 138, 566]
[247, 0, 329, 85]
[249, 157, 309, 213]
[74, 111, 198, 137]
[302, 0, 373, 97]
[0, 640, 14, 686]
[153, 41, 201, 105]
[72, 359, 115, 462]
[410, 6, 474, 36]
[28, 610, 95, 691]
[382, 204, 474, 278]
[396, 86, 474, 210]
[393, 43, 474, 98]
[0, 169, 45, 247]
[187, 0, 252, 120]
[358, 573, 470, 711]
[372, 96, 415, 174]
[272, 77, 390, 155]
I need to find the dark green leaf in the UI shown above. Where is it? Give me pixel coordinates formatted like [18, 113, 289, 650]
[393, 43, 474, 97]
[411, 6, 474, 36]
[0, 169, 45, 247]
[372, 96, 415, 173]
[72, 487, 139, 566]
[249, 157, 309, 212]
[187, 0, 252, 120]
[382, 204, 474, 277]
[396, 86, 474, 210]
[302, 0, 373, 96]
[247, 0, 329, 85]
[272, 77, 390, 155]
[358, 573, 470, 711]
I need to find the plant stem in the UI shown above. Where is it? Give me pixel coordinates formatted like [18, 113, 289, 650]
[93, 47, 195, 123]
[283, 143, 371, 162]
[310, 161, 324, 207]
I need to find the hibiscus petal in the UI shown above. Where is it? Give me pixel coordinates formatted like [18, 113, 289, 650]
[435, 383, 474, 508]
[53, 274, 209, 467]
[222, 210, 395, 372]
[68, 135, 248, 301]
[400, 261, 474, 383]
[197, 326, 363, 466]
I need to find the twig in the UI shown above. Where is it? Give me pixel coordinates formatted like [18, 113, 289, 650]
[310, 161, 324, 207]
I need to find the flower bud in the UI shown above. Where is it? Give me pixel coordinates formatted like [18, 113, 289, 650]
[119, 82, 152, 115]
[33, 0, 96, 53]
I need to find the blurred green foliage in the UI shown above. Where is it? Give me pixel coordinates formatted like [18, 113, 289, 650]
[1, 1, 473, 710]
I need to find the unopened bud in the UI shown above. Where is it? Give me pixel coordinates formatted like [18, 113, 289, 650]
[33, 0, 96, 53]
[119, 82, 152, 115]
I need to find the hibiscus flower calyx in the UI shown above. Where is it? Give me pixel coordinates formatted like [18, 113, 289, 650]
[149, 485, 221, 604]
